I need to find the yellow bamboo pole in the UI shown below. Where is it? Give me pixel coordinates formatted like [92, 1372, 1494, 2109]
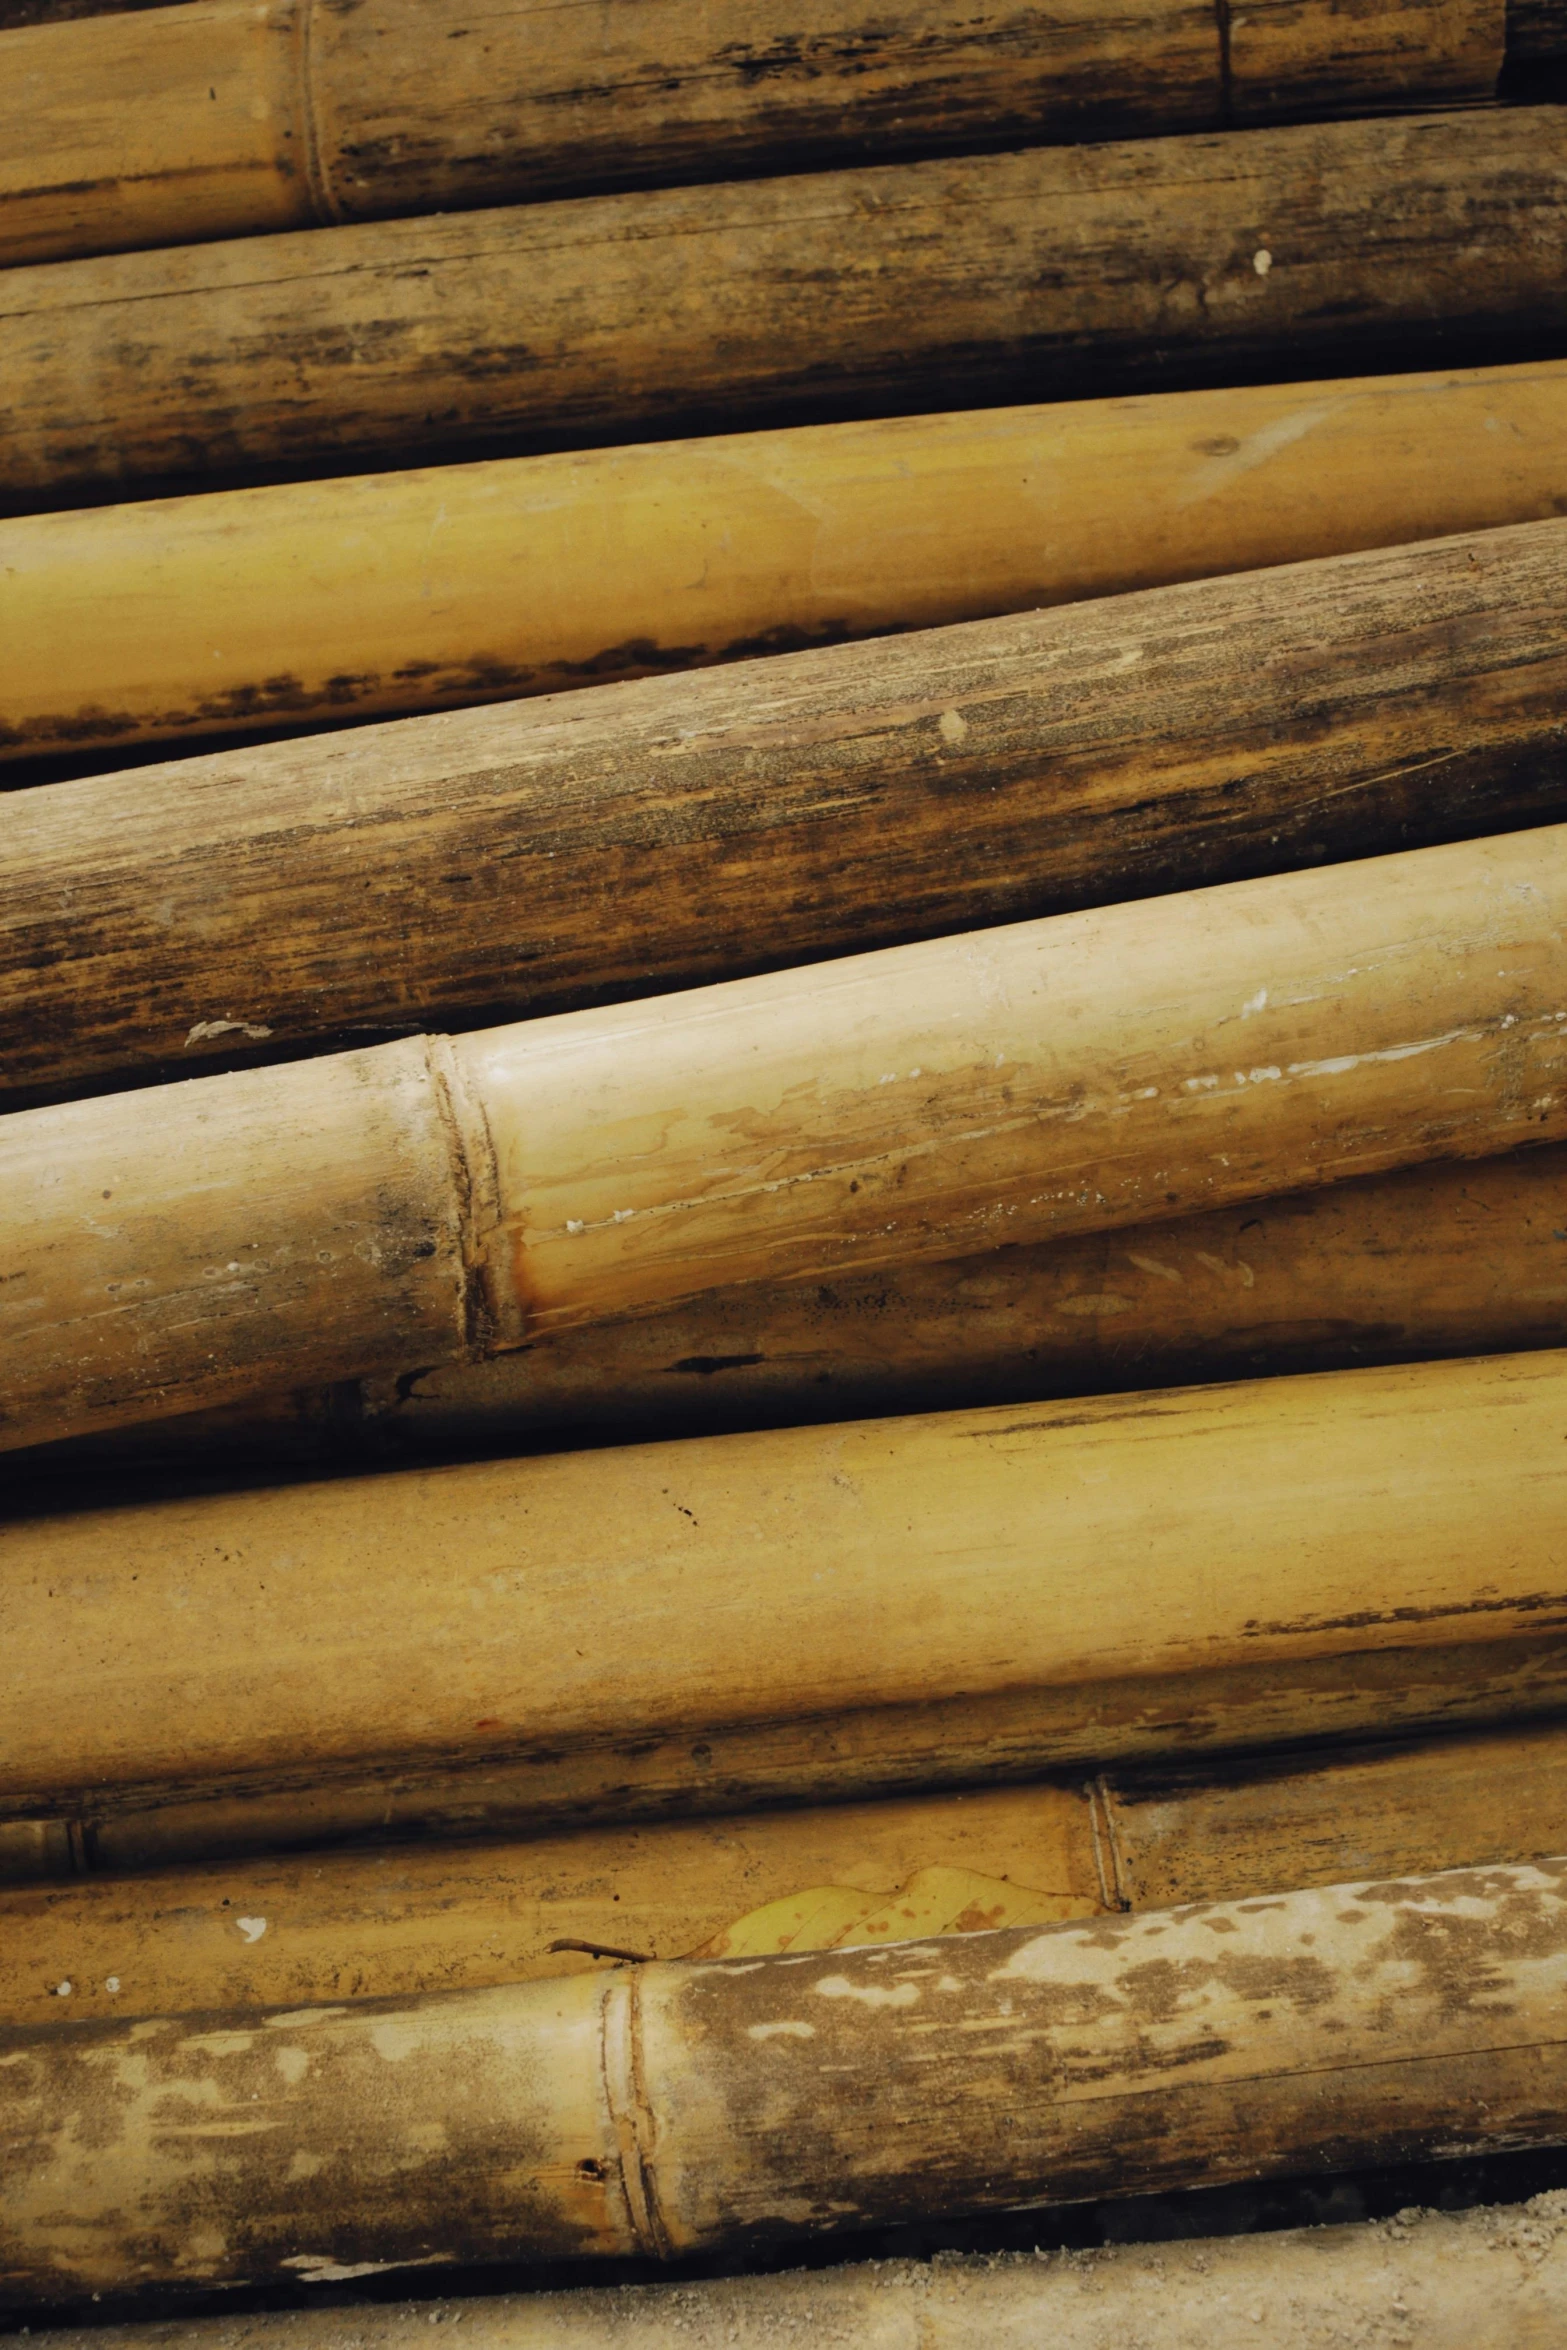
[6, 1348, 1567, 1835]
[5, 108, 1565, 509]
[3, 1856, 1565, 2299]
[5, 362, 1567, 769]
[52, 1141, 1553, 1472]
[0, 0, 1511, 272]
[10, 517, 1567, 1108]
[0, 1783, 1103, 2020]
[6, 2200, 1563, 2350]
[4, 1718, 1566, 2031]
[7, 821, 1567, 1451]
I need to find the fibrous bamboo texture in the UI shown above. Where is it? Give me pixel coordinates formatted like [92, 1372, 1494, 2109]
[42, 1141, 1567, 1474]
[10, 2199, 1567, 2350]
[6, 363, 1567, 767]
[0, 0, 1512, 271]
[7, 1349, 1567, 1836]
[4, 1856, 1566, 2297]
[10, 821, 1567, 1449]
[9, 517, 1567, 1102]
[5, 1717, 1567, 2025]
[4, 108, 1565, 508]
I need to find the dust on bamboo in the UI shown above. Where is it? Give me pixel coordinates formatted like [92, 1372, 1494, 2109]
[8, 516, 1567, 1105]
[0, 0, 1519, 272]
[4, 1855, 1567, 2299]
[5, 363, 1567, 768]
[4, 109, 1566, 509]
[7, 1713, 1567, 2028]
[7, 1346, 1567, 1835]
[8, 820, 1567, 1448]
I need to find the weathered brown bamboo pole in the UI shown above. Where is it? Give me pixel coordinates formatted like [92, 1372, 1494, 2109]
[7, 363, 1567, 770]
[5, 1716, 1567, 2029]
[8, 820, 1567, 1449]
[0, 0, 183, 20]
[6, 1348, 1567, 1840]
[4, 1855, 1565, 2300]
[9, 516, 1567, 1104]
[10, 2199, 1567, 2350]
[4, 108, 1564, 511]
[1512, 0, 1567, 59]
[0, 0, 1513, 273]
[41, 1140, 1567, 1474]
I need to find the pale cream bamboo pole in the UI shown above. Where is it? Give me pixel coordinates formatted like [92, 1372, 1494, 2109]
[5, 362, 1567, 769]
[5, 109, 1565, 509]
[42, 1138, 1567, 1474]
[10, 517, 1567, 1107]
[5, 1348, 1567, 1832]
[0, 0, 1511, 273]
[11, 817, 1567, 1450]
[6, 1716, 1567, 2030]
[3, 1856, 1565, 2299]
[7, 2199, 1565, 2350]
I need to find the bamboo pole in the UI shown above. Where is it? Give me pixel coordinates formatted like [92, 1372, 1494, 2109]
[4, 109, 1564, 510]
[0, 1783, 1103, 2018]
[8, 819, 1567, 1450]
[7, 1347, 1567, 1836]
[0, 0, 1512, 274]
[6, 363, 1567, 769]
[8, 2198, 1567, 2350]
[3, 1855, 1566, 2299]
[1, 1, 182, 19]
[52, 1141, 1559, 1472]
[1512, 0, 1567, 59]
[9, 517, 1567, 1107]
[5, 1716, 1567, 2030]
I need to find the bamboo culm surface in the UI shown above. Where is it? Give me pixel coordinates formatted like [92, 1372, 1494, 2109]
[4, 1855, 1566, 2299]
[9, 818, 1567, 1451]
[5, 363, 1567, 770]
[8, 516, 1567, 1104]
[4, 1714, 1567, 2025]
[7, 1348, 1567, 1840]
[0, 0, 1518, 272]
[8, 2199, 1566, 2350]
[47, 1141, 1565, 1473]
[3, 108, 1565, 510]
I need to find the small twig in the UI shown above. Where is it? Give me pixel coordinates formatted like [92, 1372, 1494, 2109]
[545, 1936, 653, 1964]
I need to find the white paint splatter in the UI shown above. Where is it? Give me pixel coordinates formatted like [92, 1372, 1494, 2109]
[236, 1916, 268, 1945]
[185, 1019, 274, 1048]
[748, 2020, 817, 2041]
[814, 1973, 920, 2010]
[283, 2256, 453, 2285]
[1288, 1026, 1481, 1081]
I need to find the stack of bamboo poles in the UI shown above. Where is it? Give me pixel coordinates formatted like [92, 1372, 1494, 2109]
[5, 0, 1567, 2338]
